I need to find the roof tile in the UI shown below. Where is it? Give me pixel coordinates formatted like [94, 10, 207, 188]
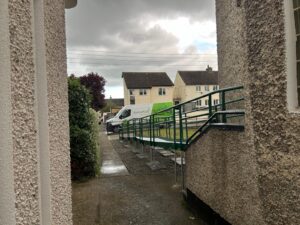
[122, 72, 174, 89]
[178, 71, 218, 85]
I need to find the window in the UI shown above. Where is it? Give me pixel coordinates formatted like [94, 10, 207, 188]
[293, 0, 300, 106]
[119, 109, 131, 119]
[139, 89, 147, 95]
[130, 96, 135, 104]
[196, 85, 201, 92]
[213, 85, 218, 91]
[205, 99, 208, 106]
[205, 85, 210, 91]
[213, 99, 219, 105]
[129, 89, 134, 95]
[158, 87, 166, 95]
[196, 99, 202, 107]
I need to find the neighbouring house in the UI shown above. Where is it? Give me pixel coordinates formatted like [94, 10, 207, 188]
[173, 66, 219, 107]
[122, 72, 174, 105]
[185, 1, 300, 225]
[0, 0, 77, 224]
[105, 98, 124, 113]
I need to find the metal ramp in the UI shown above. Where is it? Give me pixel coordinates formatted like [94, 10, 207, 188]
[119, 86, 245, 152]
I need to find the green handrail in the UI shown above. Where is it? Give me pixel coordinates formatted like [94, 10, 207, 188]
[119, 86, 244, 151]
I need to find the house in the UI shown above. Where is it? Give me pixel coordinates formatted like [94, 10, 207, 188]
[173, 66, 219, 107]
[105, 98, 124, 114]
[0, 0, 77, 224]
[185, 1, 300, 225]
[122, 72, 174, 105]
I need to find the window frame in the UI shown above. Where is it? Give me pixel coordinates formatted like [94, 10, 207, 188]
[196, 99, 202, 107]
[139, 89, 147, 96]
[158, 87, 166, 96]
[213, 99, 219, 105]
[205, 85, 210, 92]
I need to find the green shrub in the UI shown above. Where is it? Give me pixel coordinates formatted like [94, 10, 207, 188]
[68, 77, 100, 180]
[89, 108, 101, 175]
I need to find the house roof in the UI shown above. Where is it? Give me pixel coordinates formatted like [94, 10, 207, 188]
[178, 71, 218, 85]
[106, 98, 124, 107]
[122, 72, 174, 89]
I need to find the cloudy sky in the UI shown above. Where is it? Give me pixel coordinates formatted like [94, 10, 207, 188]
[66, 0, 217, 98]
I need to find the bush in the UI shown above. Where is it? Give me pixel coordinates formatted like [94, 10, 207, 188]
[89, 108, 101, 176]
[68, 77, 100, 180]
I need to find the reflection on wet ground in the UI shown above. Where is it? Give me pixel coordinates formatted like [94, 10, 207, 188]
[100, 132, 129, 177]
[100, 160, 128, 175]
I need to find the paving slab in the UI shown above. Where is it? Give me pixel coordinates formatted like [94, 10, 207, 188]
[146, 161, 167, 171]
[171, 157, 186, 165]
[136, 153, 149, 159]
[159, 150, 175, 157]
[131, 148, 140, 153]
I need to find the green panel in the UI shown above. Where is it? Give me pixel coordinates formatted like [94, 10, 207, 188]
[152, 102, 173, 116]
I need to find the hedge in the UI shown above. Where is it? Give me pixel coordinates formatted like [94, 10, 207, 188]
[68, 77, 100, 180]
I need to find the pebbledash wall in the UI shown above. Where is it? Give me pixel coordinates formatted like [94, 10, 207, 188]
[186, 1, 300, 225]
[0, 0, 76, 224]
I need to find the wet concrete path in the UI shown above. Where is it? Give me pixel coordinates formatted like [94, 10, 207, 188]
[100, 133, 129, 177]
[72, 131, 207, 225]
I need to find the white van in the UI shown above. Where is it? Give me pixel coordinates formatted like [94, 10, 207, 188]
[106, 104, 152, 133]
[106, 102, 173, 133]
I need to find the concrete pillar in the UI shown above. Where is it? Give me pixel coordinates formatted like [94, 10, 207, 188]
[0, 0, 17, 224]
[32, 0, 52, 224]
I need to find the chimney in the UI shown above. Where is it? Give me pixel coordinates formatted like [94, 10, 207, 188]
[206, 65, 213, 72]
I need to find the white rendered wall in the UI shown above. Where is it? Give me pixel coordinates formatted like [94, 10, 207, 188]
[284, 0, 299, 111]
[0, 0, 17, 224]
[33, 0, 52, 224]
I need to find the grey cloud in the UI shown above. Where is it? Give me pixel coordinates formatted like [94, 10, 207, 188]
[66, 0, 215, 48]
[66, 0, 217, 97]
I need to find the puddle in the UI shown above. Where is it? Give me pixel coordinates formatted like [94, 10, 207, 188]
[101, 160, 128, 176]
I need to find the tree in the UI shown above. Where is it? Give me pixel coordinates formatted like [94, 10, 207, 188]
[79, 72, 106, 111]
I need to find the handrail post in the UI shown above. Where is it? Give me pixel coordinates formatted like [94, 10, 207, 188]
[140, 118, 143, 142]
[221, 91, 227, 123]
[127, 121, 130, 140]
[185, 112, 189, 141]
[173, 107, 176, 149]
[208, 94, 212, 118]
[133, 119, 135, 140]
[214, 105, 219, 123]
[149, 116, 152, 146]
[179, 105, 183, 149]
[152, 115, 155, 148]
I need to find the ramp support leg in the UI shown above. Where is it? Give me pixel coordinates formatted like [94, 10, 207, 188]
[181, 151, 185, 190]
